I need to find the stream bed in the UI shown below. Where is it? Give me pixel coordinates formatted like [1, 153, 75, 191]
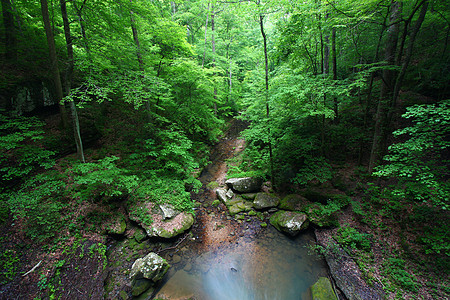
[155, 226, 328, 300]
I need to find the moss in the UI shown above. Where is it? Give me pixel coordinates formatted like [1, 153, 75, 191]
[310, 277, 337, 300]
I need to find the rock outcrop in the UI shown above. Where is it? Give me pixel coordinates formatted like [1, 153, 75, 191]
[129, 202, 194, 238]
[270, 210, 309, 236]
[225, 177, 262, 193]
[130, 252, 170, 297]
[253, 193, 280, 210]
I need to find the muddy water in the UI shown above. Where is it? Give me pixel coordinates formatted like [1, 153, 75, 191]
[155, 227, 327, 299]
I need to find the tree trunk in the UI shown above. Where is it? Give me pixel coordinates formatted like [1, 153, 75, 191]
[1, 0, 16, 60]
[130, 0, 151, 122]
[331, 26, 338, 122]
[201, 2, 210, 68]
[40, 0, 69, 129]
[260, 14, 274, 187]
[368, 0, 401, 173]
[60, 0, 85, 162]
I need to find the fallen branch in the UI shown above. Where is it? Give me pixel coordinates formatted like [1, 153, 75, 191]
[157, 233, 189, 254]
[22, 260, 42, 277]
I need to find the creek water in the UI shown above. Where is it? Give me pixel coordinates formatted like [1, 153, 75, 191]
[155, 226, 328, 299]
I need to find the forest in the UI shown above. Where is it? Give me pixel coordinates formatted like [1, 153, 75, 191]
[0, 0, 449, 299]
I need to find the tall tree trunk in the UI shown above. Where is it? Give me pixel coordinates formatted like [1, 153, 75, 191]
[72, 0, 89, 55]
[201, 2, 210, 68]
[1, 0, 16, 60]
[130, 0, 151, 122]
[40, 0, 69, 129]
[260, 14, 274, 187]
[331, 26, 338, 122]
[321, 12, 330, 156]
[368, 0, 401, 173]
[60, 0, 85, 162]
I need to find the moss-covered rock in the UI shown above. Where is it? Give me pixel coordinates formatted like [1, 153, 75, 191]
[241, 193, 257, 200]
[130, 252, 170, 282]
[132, 278, 152, 297]
[270, 210, 309, 236]
[212, 200, 220, 207]
[279, 194, 311, 211]
[253, 193, 280, 210]
[311, 277, 338, 300]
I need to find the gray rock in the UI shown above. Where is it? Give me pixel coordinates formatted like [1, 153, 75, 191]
[310, 277, 338, 300]
[253, 193, 280, 210]
[270, 211, 309, 236]
[128, 202, 194, 238]
[216, 188, 228, 204]
[130, 252, 170, 282]
[226, 177, 262, 193]
[226, 189, 234, 199]
[159, 204, 179, 220]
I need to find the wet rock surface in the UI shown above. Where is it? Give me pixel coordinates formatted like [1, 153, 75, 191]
[270, 210, 309, 236]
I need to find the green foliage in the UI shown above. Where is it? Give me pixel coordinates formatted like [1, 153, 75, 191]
[69, 156, 140, 202]
[7, 172, 65, 242]
[0, 113, 55, 189]
[374, 100, 450, 209]
[0, 249, 21, 284]
[384, 257, 419, 292]
[336, 225, 372, 252]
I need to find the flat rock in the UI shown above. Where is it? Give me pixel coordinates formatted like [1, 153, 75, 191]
[310, 277, 338, 300]
[279, 194, 311, 211]
[315, 229, 385, 300]
[253, 193, 280, 210]
[226, 177, 262, 193]
[130, 252, 171, 282]
[270, 210, 309, 236]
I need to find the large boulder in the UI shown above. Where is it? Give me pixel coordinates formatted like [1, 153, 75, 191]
[270, 211, 309, 236]
[130, 252, 170, 297]
[310, 277, 338, 300]
[279, 194, 310, 211]
[226, 177, 262, 193]
[253, 193, 280, 210]
[129, 202, 194, 238]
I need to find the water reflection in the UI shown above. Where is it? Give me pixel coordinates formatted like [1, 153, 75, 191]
[156, 227, 327, 300]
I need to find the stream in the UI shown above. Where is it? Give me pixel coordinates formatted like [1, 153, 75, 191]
[153, 119, 329, 299]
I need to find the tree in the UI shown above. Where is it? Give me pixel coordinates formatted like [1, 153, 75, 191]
[40, 0, 69, 129]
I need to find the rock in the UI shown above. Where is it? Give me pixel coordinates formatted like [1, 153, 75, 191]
[310, 277, 338, 300]
[216, 188, 228, 204]
[241, 193, 257, 200]
[236, 214, 245, 220]
[134, 286, 155, 300]
[315, 229, 385, 300]
[226, 189, 234, 199]
[134, 228, 147, 243]
[248, 210, 257, 216]
[129, 202, 194, 238]
[268, 208, 278, 213]
[260, 222, 268, 228]
[130, 252, 170, 282]
[184, 263, 192, 272]
[159, 204, 180, 220]
[270, 211, 309, 236]
[226, 177, 262, 193]
[253, 193, 280, 210]
[228, 204, 244, 216]
[279, 194, 311, 211]
[212, 200, 220, 207]
[172, 255, 182, 264]
[132, 278, 153, 297]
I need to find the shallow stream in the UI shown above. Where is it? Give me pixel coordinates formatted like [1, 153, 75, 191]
[155, 226, 328, 299]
